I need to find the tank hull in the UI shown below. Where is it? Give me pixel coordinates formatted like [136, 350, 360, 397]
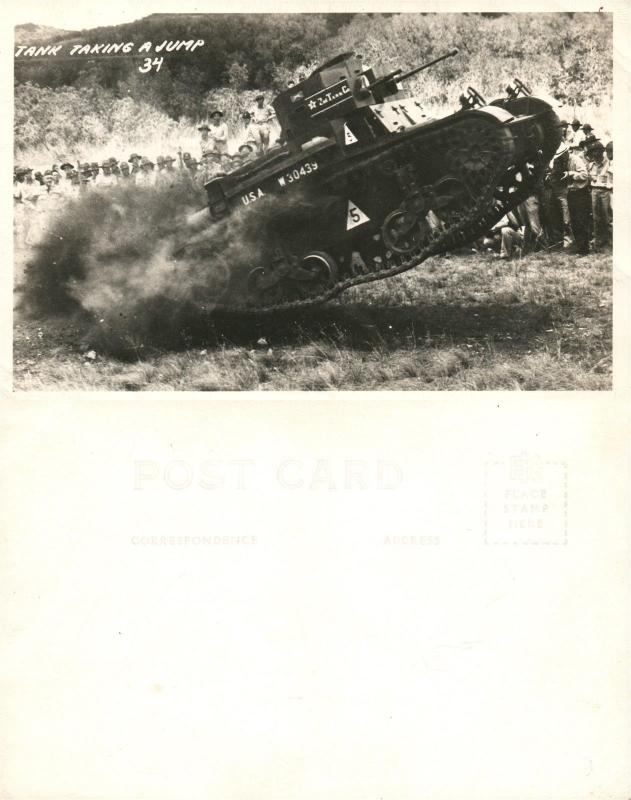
[199, 94, 561, 312]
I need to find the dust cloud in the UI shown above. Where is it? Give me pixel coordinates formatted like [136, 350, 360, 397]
[17, 180, 301, 355]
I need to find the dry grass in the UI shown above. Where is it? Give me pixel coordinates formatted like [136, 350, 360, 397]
[13, 249, 612, 391]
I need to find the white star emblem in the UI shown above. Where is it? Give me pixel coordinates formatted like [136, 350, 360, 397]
[308, 100, 317, 110]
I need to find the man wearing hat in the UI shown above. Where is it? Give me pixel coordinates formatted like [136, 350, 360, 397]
[178, 148, 192, 171]
[57, 162, 73, 194]
[249, 94, 276, 153]
[605, 140, 613, 221]
[238, 143, 256, 164]
[79, 163, 93, 192]
[208, 111, 229, 155]
[119, 161, 132, 181]
[13, 167, 33, 245]
[128, 153, 142, 178]
[98, 160, 118, 188]
[565, 143, 590, 255]
[240, 111, 258, 150]
[135, 157, 156, 187]
[558, 119, 569, 142]
[89, 161, 102, 186]
[567, 118, 584, 148]
[156, 155, 178, 187]
[586, 140, 611, 250]
[198, 123, 214, 157]
[546, 142, 573, 250]
[199, 151, 217, 182]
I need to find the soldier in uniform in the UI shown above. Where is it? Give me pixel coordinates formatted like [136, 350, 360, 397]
[25, 170, 60, 246]
[179, 150, 193, 171]
[59, 162, 74, 194]
[128, 153, 142, 179]
[99, 160, 118, 188]
[156, 155, 178, 187]
[136, 157, 157, 187]
[239, 111, 258, 150]
[565, 143, 590, 255]
[208, 111, 229, 154]
[586, 140, 611, 250]
[79, 163, 93, 192]
[238, 143, 256, 163]
[496, 209, 523, 259]
[605, 141, 613, 221]
[567, 118, 584, 148]
[249, 94, 276, 153]
[90, 161, 103, 186]
[13, 167, 29, 246]
[545, 142, 573, 250]
[198, 124, 213, 157]
[119, 161, 132, 181]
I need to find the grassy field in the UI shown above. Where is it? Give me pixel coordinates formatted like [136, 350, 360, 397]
[13, 248, 612, 391]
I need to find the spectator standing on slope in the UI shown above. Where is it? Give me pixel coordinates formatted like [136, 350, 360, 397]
[208, 111, 229, 155]
[586, 140, 611, 250]
[249, 94, 276, 153]
[565, 143, 590, 256]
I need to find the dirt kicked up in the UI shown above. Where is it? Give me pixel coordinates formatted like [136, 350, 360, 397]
[16, 180, 324, 357]
[14, 237, 612, 390]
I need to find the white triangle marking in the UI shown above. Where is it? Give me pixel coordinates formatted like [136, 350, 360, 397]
[343, 123, 358, 145]
[347, 200, 370, 231]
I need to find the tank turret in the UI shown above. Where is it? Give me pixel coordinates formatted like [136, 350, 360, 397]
[273, 49, 460, 153]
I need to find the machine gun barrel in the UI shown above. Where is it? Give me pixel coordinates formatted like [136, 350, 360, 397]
[397, 48, 460, 83]
[362, 48, 459, 96]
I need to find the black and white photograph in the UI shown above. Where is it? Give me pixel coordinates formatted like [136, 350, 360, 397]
[13, 10, 613, 390]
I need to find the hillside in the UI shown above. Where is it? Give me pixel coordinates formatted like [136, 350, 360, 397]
[14, 12, 612, 159]
[15, 23, 76, 45]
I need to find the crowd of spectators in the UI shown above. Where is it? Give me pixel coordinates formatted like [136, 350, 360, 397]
[478, 120, 612, 258]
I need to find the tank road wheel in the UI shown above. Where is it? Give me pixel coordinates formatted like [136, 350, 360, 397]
[289, 251, 339, 294]
[381, 210, 429, 254]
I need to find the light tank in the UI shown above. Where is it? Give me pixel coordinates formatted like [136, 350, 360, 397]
[196, 48, 561, 312]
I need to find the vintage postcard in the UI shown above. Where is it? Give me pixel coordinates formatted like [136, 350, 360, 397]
[1, 2, 629, 799]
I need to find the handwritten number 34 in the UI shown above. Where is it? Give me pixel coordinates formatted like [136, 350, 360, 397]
[139, 57, 164, 73]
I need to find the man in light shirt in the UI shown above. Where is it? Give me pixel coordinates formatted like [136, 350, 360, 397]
[208, 111, 229, 155]
[249, 94, 276, 153]
[565, 144, 590, 255]
[135, 157, 157, 187]
[586, 141, 611, 250]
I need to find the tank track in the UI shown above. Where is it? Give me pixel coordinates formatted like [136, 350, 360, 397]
[208, 109, 558, 315]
